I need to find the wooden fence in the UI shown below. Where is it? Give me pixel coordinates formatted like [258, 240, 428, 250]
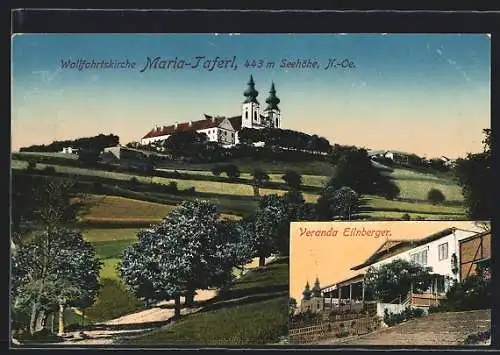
[289, 316, 381, 344]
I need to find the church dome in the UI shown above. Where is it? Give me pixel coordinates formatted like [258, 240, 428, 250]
[243, 75, 259, 104]
[265, 82, 280, 111]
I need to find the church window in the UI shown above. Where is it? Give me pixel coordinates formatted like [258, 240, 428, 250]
[245, 111, 248, 119]
[254, 111, 257, 121]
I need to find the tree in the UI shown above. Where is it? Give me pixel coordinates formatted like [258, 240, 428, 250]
[275, 190, 311, 255]
[224, 164, 241, 179]
[316, 185, 360, 220]
[211, 165, 223, 176]
[282, 170, 303, 190]
[328, 146, 399, 198]
[427, 188, 446, 204]
[10, 176, 94, 334]
[252, 195, 287, 267]
[289, 298, 298, 318]
[119, 200, 246, 317]
[11, 228, 102, 335]
[78, 149, 101, 166]
[364, 259, 434, 303]
[251, 168, 270, 196]
[454, 129, 491, 219]
[163, 131, 208, 155]
[214, 220, 256, 284]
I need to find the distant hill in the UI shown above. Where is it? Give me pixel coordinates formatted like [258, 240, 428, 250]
[20, 134, 119, 153]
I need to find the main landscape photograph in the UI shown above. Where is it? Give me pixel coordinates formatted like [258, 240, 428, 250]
[10, 33, 491, 347]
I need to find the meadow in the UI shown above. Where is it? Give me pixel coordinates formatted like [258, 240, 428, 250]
[117, 258, 289, 345]
[11, 152, 468, 332]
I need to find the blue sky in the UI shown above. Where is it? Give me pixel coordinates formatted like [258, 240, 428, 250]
[11, 34, 491, 158]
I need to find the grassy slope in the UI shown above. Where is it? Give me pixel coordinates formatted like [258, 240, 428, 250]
[118, 257, 289, 345]
[13, 156, 466, 222]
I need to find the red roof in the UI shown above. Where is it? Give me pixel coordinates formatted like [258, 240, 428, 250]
[142, 114, 242, 139]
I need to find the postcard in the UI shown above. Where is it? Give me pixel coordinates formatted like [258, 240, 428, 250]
[10, 33, 491, 347]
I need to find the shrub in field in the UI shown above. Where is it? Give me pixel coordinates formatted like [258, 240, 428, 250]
[427, 188, 446, 204]
[27, 161, 37, 171]
[85, 279, 145, 323]
[184, 186, 196, 195]
[165, 181, 178, 193]
[43, 166, 56, 174]
[211, 165, 223, 176]
[224, 164, 241, 179]
[401, 213, 411, 221]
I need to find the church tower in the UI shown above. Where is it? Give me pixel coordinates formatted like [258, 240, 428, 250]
[242, 75, 261, 128]
[264, 82, 281, 128]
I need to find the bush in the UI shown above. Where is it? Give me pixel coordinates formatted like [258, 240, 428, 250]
[441, 274, 491, 311]
[27, 161, 37, 171]
[211, 165, 223, 176]
[43, 166, 56, 174]
[384, 307, 424, 327]
[427, 188, 446, 204]
[184, 186, 196, 195]
[337, 323, 349, 338]
[165, 181, 178, 193]
[428, 305, 446, 314]
[85, 279, 145, 323]
[401, 213, 411, 221]
[224, 164, 240, 179]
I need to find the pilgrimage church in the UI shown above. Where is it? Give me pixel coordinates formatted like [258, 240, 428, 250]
[140, 75, 282, 147]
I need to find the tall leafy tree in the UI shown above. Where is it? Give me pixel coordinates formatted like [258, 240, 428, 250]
[282, 170, 303, 190]
[316, 185, 360, 220]
[119, 200, 250, 316]
[275, 190, 311, 255]
[11, 229, 102, 335]
[252, 194, 287, 267]
[454, 129, 491, 219]
[363, 259, 434, 303]
[10, 176, 93, 334]
[251, 168, 270, 196]
[328, 146, 398, 198]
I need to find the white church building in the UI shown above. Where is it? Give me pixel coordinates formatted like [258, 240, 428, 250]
[140, 75, 282, 147]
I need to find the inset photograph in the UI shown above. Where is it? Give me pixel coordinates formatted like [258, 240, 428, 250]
[289, 221, 491, 346]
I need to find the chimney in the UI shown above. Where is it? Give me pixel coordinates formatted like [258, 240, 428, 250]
[188, 121, 192, 127]
[174, 122, 178, 129]
[211, 116, 216, 123]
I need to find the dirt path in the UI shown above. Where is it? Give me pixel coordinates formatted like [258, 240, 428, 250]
[317, 309, 491, 346]
[56, 256, 277, 345]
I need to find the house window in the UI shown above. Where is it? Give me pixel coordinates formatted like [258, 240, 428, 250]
[245, 111, 248, 119]
[254, 111, 257, 121]
[410, 249, 428, 266]
[438, 242, 449, 261]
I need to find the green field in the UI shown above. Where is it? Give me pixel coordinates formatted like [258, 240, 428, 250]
[83, 228, 139, 280]
[390, 168, 463, 202]
[157, 168, 330, 188]
[14, 151, 79, 160]
[158, 158, 336, 176]
[12, 156, 466, 222]
[118, 258, 289, 345]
